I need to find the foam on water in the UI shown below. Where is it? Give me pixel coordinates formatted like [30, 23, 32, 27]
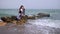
[28, 19, 60, 28]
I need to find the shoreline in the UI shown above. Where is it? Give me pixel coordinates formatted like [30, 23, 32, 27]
[0, 22, 60, 34]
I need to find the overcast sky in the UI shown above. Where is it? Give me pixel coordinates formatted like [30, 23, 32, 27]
[0, 0, 60, 9]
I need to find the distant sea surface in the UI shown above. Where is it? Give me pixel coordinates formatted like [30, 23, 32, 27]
[0, 9, 60, 28]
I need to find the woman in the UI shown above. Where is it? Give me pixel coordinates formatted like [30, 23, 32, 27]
[17, 5, 25, 20]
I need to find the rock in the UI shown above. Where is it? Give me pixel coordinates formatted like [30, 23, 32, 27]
[1, 16, 12, 22]
[37, 13, 50, 18]
[27, 15, 35, 19]
[0, 13, 50, 25]
[27, 13, 50, 19]
[11, 16, 17, 20]
[28, 16, 35, 19]
[11, 20, 17, 24]
[1, 15, 28, 25]
[0, 21, 7, 26]
[16, 16, 27, 25]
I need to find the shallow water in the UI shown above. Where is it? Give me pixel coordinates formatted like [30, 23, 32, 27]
[0, 22, 60, 34]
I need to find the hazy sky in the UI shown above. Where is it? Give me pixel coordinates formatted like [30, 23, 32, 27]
[0, 0, 60, 9]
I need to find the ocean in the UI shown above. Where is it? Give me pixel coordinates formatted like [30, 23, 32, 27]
[0, 9, 60, 28]
[0, 9, 60, 34]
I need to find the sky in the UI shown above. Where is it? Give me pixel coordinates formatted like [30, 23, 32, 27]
[0, 0, 60, 9]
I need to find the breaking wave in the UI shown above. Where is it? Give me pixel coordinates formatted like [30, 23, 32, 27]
[28, 19, 60, 28]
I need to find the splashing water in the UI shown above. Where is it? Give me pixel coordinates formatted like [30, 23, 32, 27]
[28, 19, 60, 28]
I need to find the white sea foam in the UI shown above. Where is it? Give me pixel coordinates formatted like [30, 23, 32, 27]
[28, 19, 60, 28]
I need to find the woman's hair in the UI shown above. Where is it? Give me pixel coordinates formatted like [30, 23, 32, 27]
[20, 5, 24, 9]
[19, 5, 25, 14]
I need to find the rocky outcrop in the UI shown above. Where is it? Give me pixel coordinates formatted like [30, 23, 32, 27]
[1, 15, 28, 25]
[0, 13, 50, 26]
[27, 13, 50, 19]
[37, 13, 50, 17]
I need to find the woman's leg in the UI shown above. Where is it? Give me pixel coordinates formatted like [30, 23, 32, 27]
[17, 14, 21, 20]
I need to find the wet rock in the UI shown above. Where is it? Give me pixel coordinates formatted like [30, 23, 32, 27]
[11, 16, 17, 20]
[1, 15, 28, 25]
[16, 16, 27, 25]
[27, 13, 50, 19]
[0, 13, 50, 25]
[1, 16, 12, 22]
[27, 15, 35, 19]
[37, 13, 50, 18]
[0, 21, 7, 26]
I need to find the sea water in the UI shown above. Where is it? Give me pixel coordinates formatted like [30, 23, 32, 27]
[0, 9, 60, 28]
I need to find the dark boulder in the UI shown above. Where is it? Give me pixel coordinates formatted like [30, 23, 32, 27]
[37, 13, 50, 18]
[1, 16, 11, 22]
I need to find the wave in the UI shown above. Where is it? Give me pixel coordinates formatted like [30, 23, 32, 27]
[28, 19, 60, 28]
